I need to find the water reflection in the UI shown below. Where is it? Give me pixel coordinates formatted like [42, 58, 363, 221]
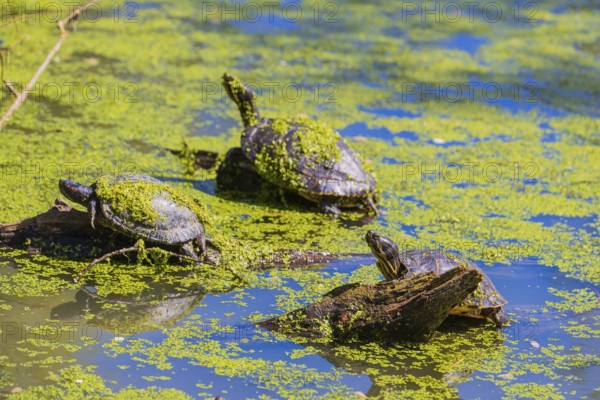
[296, 318, 506, 397]
[51, 282, 205, 336]
[0, 260, 205, 391]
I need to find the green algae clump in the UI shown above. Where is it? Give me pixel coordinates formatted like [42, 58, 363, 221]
[290, 115, 343, 164]
[8, 365, 192, 400]
[251, 116, 344, 192]
[270, 119, 290, 135]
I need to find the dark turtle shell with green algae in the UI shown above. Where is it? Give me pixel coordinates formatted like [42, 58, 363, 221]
[222, 73, 378, 215]
[59, 174, 207, 260]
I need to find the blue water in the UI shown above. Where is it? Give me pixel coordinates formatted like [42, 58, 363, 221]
[188, 107, 239, 137]
[529, 214, 598, 235]
[340, 122, 418, 142]
[18, 255, 592, 398]
[441, 33, 488, 55]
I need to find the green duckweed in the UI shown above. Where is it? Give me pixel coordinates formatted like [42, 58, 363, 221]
[0, 0, 598, 398]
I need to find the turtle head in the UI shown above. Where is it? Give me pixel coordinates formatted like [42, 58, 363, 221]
[222, 73, 260, 128]
[59, 179, 94, 206]
[365, 230, 409, 280]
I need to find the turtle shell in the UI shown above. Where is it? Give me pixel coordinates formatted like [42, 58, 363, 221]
[93, 174, 205, 246]
[241, 116, 376, 202]
[399, 249, 508, 318]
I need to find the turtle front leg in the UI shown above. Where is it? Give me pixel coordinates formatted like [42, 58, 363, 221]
[88, 199, 97, 229]
[489, 309, 509, 328]
[362, 195, 379, 216]
[181, 237, 219, 265]
[318, 198, 342, 215]
[181, 242, 200, 262]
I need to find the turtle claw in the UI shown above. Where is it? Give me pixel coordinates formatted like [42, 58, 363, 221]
[362, 195, 379, 216]
[197, 235, 207, 254]
[319, 199, 342, 215]
[181, 242, 200, 262]
[490, 310, 510, 328]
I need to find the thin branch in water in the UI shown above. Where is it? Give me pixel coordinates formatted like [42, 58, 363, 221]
[76, 246, 200, 281]
[0, 0, 101, 131]
[4, 81, 21, 97]
[77, 246, 249, 284]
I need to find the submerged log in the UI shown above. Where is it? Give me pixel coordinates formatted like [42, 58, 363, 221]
[259, 266, 483, 342]
[0, 199, 335, 267]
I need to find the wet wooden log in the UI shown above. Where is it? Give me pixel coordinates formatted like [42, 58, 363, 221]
[0, 199, 335, 267]
[259, 266, 483, 342]
[0, 199, 124, 255]
[0, 198, 87, 236]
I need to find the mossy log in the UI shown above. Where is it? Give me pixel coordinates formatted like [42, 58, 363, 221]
[259, 266, 483, 342]
[0, 199, 334, 268]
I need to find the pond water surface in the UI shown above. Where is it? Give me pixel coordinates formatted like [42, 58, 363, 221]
[0, 0, 598, 398]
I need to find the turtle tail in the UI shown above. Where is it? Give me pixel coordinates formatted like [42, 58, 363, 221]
[222, 73, 260, 128]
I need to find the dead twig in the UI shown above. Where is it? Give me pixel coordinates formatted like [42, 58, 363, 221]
[4, 81, 21, 97]
[0, 0, 101, 130]
[77, 245, 249, 284]
[76, 246, 201, 281]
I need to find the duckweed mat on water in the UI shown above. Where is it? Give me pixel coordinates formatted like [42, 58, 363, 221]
[0, 0, 598, 398]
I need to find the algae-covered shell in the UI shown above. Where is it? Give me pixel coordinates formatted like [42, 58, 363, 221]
[59, 174, 207, 258]
[222, 73, 378, 215]
[243, 117, 377, 201]
[92, 174, 205, 246]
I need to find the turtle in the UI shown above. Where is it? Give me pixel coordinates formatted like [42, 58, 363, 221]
[216, 147, 264, 193]
[59, 174, 209, 267]
[221, 73, 378, 215]
[365, 230, 508, 327]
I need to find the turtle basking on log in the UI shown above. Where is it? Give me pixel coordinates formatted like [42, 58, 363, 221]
[0, 194, 336, 277]
[58, 174, 223, 278]
[221, 73, 378, 215]
[59, 174, 209, 258]
[365, 230, 509, 327]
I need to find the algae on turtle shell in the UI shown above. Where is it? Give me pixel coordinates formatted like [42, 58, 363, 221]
[222, 73, 378, 215]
